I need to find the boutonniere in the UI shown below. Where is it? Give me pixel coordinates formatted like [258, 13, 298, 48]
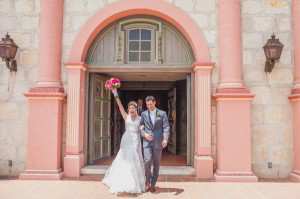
[156, 111, 162, 119]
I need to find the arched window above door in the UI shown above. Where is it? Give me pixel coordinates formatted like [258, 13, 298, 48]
[86, 17, 194, 66]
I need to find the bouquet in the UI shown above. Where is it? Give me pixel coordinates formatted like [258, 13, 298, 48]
[105, 77, 121, 90]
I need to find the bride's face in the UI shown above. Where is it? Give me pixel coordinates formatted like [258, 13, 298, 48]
[128, 105, 137, 116]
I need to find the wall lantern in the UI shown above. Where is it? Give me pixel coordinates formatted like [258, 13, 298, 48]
[263, 34, 284, 73]
[0, 33, 18, 72]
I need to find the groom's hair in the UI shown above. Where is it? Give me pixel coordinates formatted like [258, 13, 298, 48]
[145, 96, 156, 102]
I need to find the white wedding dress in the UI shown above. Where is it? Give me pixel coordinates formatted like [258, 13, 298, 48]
[102, 116, 146, 193]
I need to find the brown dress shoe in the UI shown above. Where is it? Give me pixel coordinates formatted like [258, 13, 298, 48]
[149, 186, 156, 193]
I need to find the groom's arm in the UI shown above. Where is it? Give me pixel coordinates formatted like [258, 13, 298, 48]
[162, 111, 170, 142]
[140, 112, 153, 141]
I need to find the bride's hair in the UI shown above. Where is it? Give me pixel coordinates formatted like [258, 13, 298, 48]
[127, 101, 138, 109]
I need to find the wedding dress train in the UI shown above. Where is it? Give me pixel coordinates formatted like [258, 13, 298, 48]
[102, 116, 146, 193]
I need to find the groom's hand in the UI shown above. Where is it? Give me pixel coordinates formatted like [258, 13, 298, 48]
[144, 133, 153, 141]
[162, 139, 168, 148]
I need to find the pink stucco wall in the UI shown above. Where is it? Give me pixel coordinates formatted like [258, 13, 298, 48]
[20, 0, 300, 182]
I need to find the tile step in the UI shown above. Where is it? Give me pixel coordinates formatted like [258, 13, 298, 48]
[81, 165, 195, 175]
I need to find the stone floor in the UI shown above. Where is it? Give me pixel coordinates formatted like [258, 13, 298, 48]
[1, 179, 300, 199]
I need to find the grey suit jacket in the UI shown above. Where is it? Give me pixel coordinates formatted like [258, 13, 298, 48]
[140, 109, 170, 149]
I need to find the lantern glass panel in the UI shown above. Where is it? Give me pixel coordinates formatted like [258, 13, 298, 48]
[264, 47, 271, 59]
[9, 46, 17, 58]
[270, 48, 277, 57]
[4, 46, 10, 58]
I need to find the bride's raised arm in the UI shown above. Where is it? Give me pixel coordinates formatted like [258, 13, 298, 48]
[112, 88, 127, 120]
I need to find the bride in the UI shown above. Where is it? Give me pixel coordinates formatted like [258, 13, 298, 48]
[102, 88, 145, 194]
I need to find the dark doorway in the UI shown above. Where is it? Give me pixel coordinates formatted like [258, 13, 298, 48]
[88, 77, 189, 166]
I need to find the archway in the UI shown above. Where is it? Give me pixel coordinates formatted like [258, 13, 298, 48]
[64, 0, 214, 179]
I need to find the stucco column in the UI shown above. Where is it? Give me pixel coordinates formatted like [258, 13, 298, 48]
[20, 0, 65, 180]
[193, 63, 214, 179]
[36, 0, 64, 87]
[214, 0, 257, 182]
[289, 0, 300, 181]
[63, 63, 86, 178]
[218, 0, 243, 88]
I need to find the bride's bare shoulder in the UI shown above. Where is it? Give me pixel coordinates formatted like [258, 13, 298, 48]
[123, 114, 129, 121]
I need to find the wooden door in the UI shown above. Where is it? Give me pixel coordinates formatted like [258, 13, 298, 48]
[176, 80, 187, 156]
[187, 74, 194, 166]
[167, 87, 176, 154]
[88, 74, 111, 164]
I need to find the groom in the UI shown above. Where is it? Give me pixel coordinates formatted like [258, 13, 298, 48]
[140, 96, 170, 193]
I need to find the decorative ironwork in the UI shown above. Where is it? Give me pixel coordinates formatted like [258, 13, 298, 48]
[115, 31, 124, 63]
[157, 31, 163, 64]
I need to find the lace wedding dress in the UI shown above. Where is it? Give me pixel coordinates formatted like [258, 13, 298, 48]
[102, 116, 146, 193]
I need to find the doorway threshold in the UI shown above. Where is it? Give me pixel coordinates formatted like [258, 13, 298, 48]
[81, 165, 195, 175]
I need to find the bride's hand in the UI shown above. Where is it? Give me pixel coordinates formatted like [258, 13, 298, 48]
[140, 125, 144, 130]
[144, 133, 153, 141]
[162, 139, 168, 148]
[111, 88, 117, 94]
[111, 88, 119, 98]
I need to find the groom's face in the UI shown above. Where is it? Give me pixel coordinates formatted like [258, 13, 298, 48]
[146, 100, 156, 111]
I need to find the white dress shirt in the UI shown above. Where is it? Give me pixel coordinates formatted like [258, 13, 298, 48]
[149, 108, 156, 125]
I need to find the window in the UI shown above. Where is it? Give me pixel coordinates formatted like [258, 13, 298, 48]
[127, 28, 153, 63]
[115, 19, 162, 64]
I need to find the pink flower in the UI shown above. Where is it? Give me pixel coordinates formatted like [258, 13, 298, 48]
[105, 80, 112, 90]
[111, 78, 120, 84]
[104, 77, 121, 90]
[110, 78, 121, 89]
